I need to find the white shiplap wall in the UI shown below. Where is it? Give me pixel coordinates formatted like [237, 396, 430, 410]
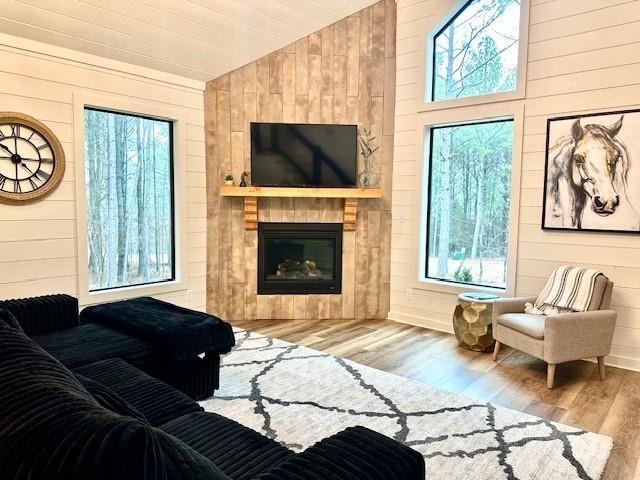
[0, 35, 207, 312]
[390, 0, 640, 370]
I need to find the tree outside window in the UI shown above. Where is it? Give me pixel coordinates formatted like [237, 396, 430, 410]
[84, 108, 174, 292]
[426, 120, 513, 289]
[432, 0, 520, 102]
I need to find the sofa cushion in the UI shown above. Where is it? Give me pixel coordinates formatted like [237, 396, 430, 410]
[253, 426, 425, 480]
[0, 320, 227, 480]
[0, 294, 79, 335]
[75, 372, 148, 424]
[0, 307, 23, 330]
[73, 358, 203, 426]
[80, 297, 236, 362]
[161, 412, 295, 480]
[35, 322, 158, 370]
[497, 313, 546, 339]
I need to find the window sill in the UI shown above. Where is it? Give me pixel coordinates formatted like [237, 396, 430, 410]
[412, 278, 506, 297]
[417, 88, 525, 114]
[80, 279, 187, 306]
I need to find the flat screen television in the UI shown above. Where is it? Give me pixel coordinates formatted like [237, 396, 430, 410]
[250, 122, 357, 187]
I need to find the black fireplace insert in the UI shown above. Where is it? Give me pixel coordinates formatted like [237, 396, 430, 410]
[258, 223, 343, 295]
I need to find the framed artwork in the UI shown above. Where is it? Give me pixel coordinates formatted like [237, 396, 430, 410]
[542, 108, 640, 233]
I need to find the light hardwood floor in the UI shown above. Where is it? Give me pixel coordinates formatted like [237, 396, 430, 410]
[231, 318, 640, 480]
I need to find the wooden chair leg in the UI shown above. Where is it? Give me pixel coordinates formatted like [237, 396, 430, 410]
[492, 341, 501, 361]
[597, 356, 606, 380]
[547, 363, 556, 389]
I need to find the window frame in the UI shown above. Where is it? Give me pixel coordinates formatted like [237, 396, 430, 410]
[83, 106, 177, 293]
[419, 0, 530, 113]
[411, 102, 524, 297]
[423, 118, 514, 290]
[73, 93, 189, 305]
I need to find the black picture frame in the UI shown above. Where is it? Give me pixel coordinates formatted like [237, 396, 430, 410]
[541, 108, 640, 234]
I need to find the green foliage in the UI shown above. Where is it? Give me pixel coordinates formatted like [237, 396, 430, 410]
[428, 0, 521, 288]
[463, 36, 503, 97]
[432, 0, 520, 101]
[453, 264, 474, 283]
[427, 117, 513, 288]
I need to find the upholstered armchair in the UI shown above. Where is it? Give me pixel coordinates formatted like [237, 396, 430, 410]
[492, 275, 616, 388]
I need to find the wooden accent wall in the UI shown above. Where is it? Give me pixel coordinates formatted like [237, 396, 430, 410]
[205, 0, 396, 321]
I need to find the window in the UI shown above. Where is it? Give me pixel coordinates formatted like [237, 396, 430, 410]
[431, 0, 520, 102]
[83, 108, 175, 292]
[425, 119, 513, 289]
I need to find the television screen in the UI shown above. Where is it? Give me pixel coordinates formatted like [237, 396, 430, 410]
[250, 123, 357, 187]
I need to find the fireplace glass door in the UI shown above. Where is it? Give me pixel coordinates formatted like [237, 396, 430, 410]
[258, 223, 342, 294]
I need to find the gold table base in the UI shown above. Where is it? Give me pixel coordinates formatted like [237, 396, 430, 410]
[453, 293, 497, 352]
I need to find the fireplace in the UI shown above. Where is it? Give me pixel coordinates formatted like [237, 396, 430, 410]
[258, 223, 343, 295]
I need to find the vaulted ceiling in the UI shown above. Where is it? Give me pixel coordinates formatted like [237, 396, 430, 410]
[0, 0, 378, 82]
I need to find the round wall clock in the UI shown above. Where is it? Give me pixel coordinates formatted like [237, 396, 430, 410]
[0, 112, 65, 204]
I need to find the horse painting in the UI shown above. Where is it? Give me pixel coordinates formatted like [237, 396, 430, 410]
[543, 111, 640, 232]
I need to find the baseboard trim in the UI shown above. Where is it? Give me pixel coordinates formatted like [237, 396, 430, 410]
[387, 310, 640, 373]
[386, 311, 454, 334]
[586, 353, 640, 373]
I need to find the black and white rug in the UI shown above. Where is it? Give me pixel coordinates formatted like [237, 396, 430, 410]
[200, 329, 612, 480]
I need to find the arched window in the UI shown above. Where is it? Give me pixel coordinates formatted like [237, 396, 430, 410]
[431, 0, 521, 102]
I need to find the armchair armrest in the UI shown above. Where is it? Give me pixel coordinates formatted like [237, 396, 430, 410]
[0, 294, 79, 336]
[544, 310, 617, 364]
[492, 296, 537, 330]
[493, 296, 537, 317]
[252, 426, 424, 480]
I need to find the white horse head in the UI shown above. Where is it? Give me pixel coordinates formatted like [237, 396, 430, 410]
[548, 115, 634, 229]
[571, 116, 626, 216]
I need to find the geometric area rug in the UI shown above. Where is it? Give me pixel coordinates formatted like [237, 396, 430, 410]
[200, 329, 613, 480]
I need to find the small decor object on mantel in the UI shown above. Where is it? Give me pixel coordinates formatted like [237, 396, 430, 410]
[0, 112, 65, 204]
[239, 171, 249, 187]
[358, 128, 380, 188]
[224, 174, 234, 186]
[542, 108, 640, 233]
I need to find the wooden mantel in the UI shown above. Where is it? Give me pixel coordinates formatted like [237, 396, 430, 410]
[219, 186, 383, 231]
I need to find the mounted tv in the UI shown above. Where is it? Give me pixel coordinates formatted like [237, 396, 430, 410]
[250, 122, 357, 187]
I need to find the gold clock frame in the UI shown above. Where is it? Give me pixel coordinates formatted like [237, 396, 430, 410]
[0, 112, 66, 204]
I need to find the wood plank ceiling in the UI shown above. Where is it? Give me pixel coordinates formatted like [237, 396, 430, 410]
[0, 0, 379, 82]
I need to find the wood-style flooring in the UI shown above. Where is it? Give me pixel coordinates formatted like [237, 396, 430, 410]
[231, 318, 640, 480]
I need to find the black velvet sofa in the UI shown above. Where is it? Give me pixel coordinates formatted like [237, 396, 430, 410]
[0, 312, 425, 480]
[0, 294, 235, 400]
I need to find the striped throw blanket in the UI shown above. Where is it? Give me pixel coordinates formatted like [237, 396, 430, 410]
[524, 265, 602, 315]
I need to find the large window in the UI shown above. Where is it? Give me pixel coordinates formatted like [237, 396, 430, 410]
[431, 0, 520, 102]
[425, 119, 513, 289]
[84, 108, 174, 292]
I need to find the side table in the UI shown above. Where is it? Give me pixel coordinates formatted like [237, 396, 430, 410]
[453, 292, 500, 352]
